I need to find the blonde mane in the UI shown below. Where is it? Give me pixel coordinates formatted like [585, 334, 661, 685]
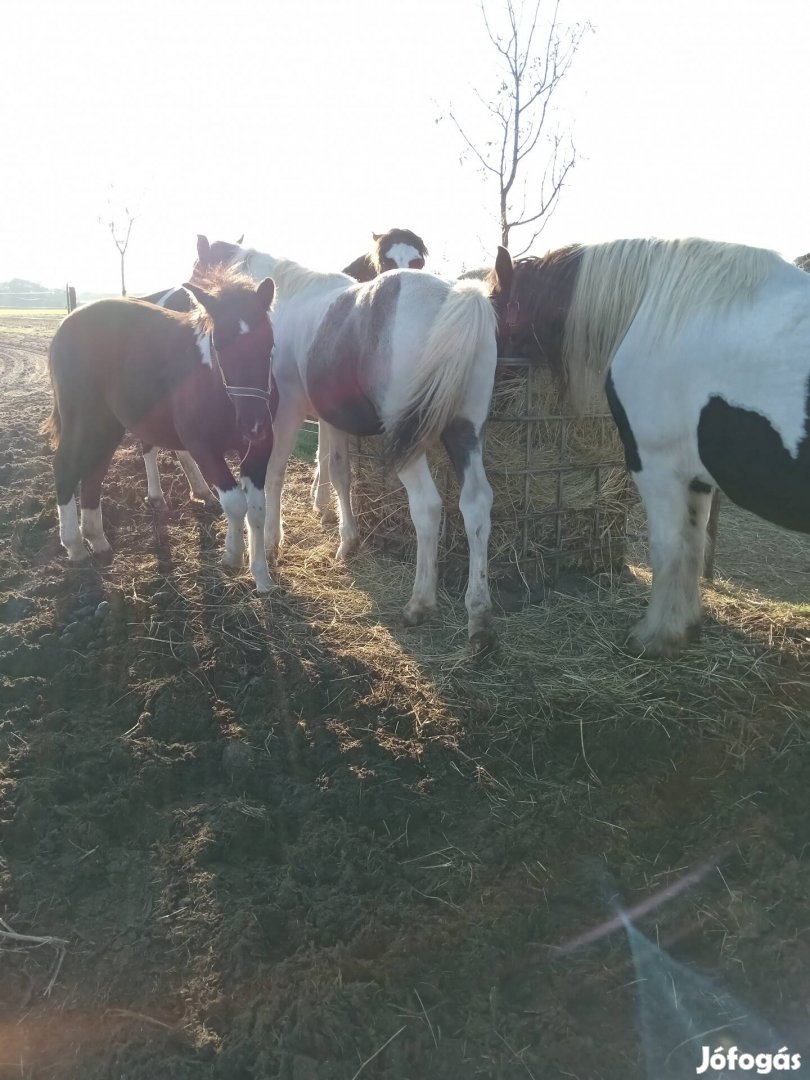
[564, 237, 783, 409]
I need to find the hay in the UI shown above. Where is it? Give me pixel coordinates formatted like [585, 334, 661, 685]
[350, 359, 635, 599]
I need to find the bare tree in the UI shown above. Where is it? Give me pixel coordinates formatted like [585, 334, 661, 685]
[449, 0, 590, 256]
[99, 186, 137, 296]
[106, 208, 135, 297]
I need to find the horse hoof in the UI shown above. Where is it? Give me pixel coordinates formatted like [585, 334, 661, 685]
[626, 624, 688, 660]
[93, 547, 114, 565]
[254, 579, 275, 595]
[402, 601, 438, 626]
[66, 549, 91, 565]
[146, 495, 168, 513]
[335, 538, 359, 561]
[221, 552, 245, 570]
[318, 507, 338, 526]
[469, 627, 497, 659]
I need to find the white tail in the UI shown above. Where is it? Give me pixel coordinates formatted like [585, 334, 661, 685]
[388, 280, 497, 465]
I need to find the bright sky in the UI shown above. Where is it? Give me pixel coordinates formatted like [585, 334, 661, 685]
[3, 0, 809, 294]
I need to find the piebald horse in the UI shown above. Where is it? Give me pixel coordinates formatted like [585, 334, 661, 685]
[46, 267, 277, 590]
[502, 237, 810, 657]
[195, 234, 507, 651]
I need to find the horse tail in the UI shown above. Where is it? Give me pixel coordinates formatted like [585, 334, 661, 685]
[42, 403, 62, 449]
[42, 339, 63, 449]
[388, 280, 497, 467]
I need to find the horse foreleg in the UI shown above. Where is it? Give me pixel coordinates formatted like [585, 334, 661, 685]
[630, 461, 710, 658]
[326, 428, 359, 559]
[263, 401, 306, 561]
[397, 453, 443, 625]
[311, 422, 337, 524]
[142, 445, 167, 509]
[240, 437, 274, 593]
[176, 450, 217, 505]
[442, 421, 494, 653]
[183, 448, 247, 570]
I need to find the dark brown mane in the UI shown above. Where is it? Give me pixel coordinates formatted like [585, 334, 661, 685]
[507, 244, 584, 376]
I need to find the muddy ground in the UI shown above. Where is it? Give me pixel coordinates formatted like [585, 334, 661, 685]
[1, 312, 810, 1079]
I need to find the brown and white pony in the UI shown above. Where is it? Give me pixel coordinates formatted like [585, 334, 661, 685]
[194, 234, 504, 651]
[45, 267, 277, 590]
[501, 237, 810, 658]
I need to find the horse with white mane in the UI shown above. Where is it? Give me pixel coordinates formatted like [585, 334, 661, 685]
[502, 236, 810, 658]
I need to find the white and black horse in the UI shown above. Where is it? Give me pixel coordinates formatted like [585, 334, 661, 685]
[46, 267, 277, 590]
[503, 237, 810, 657]
[195, 234, 505, 651]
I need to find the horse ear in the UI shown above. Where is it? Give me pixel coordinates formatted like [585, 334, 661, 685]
[235, 234, 244, 245]
[182, 281, 214, 311]
[494, 245, 514, 294]
[196, 235, 211, 268]
[372, 232, 382, 241]
[256, 277, 275, 310]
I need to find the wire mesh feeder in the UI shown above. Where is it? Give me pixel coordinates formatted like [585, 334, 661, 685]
[350, 357, 637, 608]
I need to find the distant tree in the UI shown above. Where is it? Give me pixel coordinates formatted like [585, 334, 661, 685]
[448, 0, 590, 256]
[105, 207, 135, 296]
[99, 186, 138, 296]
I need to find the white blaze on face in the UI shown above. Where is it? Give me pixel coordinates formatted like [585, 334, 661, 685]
[196, 329, 213, 368]
[384, 243, 421, 269]
[239, 319, 250, 335]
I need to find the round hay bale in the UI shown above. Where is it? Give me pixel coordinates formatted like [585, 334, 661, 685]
[350, 358, 636, 605]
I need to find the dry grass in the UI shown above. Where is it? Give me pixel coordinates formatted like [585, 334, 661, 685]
[272, 462, 810, 779]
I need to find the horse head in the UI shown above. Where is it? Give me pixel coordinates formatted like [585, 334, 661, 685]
[183, 273, 276, 443]
[372, 228, 428, 273]
[194, 234, 244, 278]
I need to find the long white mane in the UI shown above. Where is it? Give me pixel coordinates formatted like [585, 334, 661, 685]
[564, 237, 783, 409]
[239, 249, 352, 303]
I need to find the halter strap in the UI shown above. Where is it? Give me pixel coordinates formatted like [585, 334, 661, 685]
[207, 331, 272, 405]
[223, 384, 273, 403]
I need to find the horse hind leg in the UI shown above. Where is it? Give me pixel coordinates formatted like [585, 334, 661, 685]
[325, 428, 359, 559]
[53, 420, 91, 562]
[311, 422, 337, 524]
[629, 459, 710, 658]
[397, 453, 443, 625]
[79, 422, 125, 559]
[442, 419, 495, 653]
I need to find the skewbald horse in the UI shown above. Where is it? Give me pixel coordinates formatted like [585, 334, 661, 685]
[501, 236, 810, 658]
[195, 234, 509, 651]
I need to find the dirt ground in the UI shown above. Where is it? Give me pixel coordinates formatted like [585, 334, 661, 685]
[1, 312, 810, 1080]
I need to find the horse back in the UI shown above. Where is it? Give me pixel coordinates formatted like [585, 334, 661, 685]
[302, 272, 448, 436]
[49, 299, 212, 446]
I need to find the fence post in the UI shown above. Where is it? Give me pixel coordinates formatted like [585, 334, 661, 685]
[66, 285, 77, 312]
